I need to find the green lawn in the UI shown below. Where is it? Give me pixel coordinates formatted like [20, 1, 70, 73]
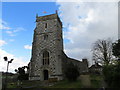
[7, 80, 43, 88]
[90, 74, 103, 88]
[48, 80, 82, 88]
[6, 74, 104, 88]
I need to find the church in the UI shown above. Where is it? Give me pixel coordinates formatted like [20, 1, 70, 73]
[28, 12, 88, 81]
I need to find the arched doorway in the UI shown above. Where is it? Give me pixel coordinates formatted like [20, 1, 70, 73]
[43, 70, 48, 80]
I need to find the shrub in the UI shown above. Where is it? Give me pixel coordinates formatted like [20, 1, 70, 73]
[103, 62, 120, 87]
[65, 63, 80, 81]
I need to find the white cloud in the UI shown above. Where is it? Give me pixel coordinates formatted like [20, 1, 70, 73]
[0, 49, 29, 73]
[9, 39, 15, 42]
[13, 27, 25, 33]
[24, 45, 32, 50]
[0, 19, 25, 36]
[2, 0, 57, 2]
[0, 40, 7, 47]
[0, 19, 11, 30]
[2, 0, 119, 2]
[5, 31, 15, 36]
[5, 27, 25, 36]
[56, 0, 119, 2]
[57, 2, 118, 65]
[0, 25, 11, 30]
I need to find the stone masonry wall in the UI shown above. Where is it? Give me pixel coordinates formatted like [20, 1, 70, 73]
[29, 13, 88, 81]
[29, 14, 63, 81]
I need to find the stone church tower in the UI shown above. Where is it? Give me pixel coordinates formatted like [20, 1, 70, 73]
[29, 13, 64, 81]
[29, 12, 88, 81]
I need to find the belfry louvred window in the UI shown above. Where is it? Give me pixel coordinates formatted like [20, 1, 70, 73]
[44, 34, 48, 40]
[45, 23, 47, 28]
[43, 51, 49, 65]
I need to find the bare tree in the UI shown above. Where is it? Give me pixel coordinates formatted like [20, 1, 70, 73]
[92, 38, 113, 65]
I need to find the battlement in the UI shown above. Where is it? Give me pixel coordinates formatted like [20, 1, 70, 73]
[29, 11, 88, 81]
[36, 13, 62, 26]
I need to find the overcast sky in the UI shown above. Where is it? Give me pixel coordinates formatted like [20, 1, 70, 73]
[0, 0, 118, 73]
[57, 2, 118, 64]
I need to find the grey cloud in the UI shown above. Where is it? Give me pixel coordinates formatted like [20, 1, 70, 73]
[57, 2, 118, 65]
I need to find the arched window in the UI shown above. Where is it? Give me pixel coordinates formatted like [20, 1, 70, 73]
[43, 51, 49, 65]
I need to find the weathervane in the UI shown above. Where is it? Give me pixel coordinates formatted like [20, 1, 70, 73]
[36, 13, 38, 18]
[56, 10, 58, 14]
